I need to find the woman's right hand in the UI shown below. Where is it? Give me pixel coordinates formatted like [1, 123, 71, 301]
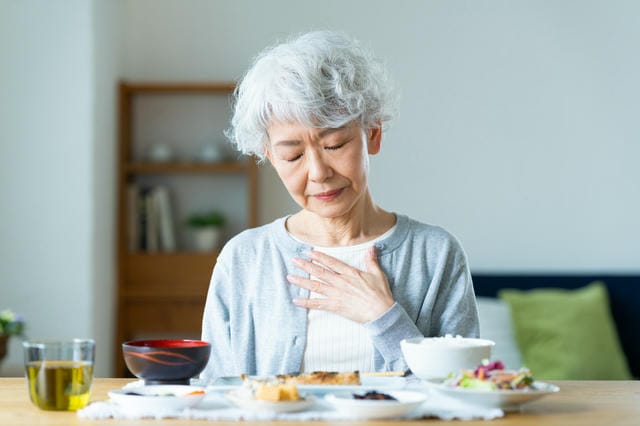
[287, 246, 395, 323]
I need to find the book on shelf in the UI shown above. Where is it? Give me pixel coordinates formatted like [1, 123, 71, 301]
[145, 190, 159, 252]
[153, 186, 177, 252]
[126, 183, 140, 251]
[128, 184, 177, 252]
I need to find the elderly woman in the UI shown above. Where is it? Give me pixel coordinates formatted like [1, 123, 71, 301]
[200, 31, 479, 382]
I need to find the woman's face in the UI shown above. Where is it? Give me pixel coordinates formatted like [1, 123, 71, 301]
[266, 120, 381, 219]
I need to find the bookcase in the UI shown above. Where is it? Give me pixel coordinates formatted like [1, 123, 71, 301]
[115, 81, 258, 376]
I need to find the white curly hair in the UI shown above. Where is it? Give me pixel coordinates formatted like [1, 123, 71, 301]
[225, 30, 397, 162]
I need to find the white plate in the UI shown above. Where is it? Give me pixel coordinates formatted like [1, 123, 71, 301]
[225, 390, 315, 413]
[325, 390, 427, 419]
[108, 385, 206, 413]
[211, 376, 406, 395]
[424, 379, 560, 411]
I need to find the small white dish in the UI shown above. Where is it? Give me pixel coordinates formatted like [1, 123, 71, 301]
[424, 379, 559, 411]
[108, 385, 206, 414]
[225, 390, 315, 413]
[324, 390, 428, 419]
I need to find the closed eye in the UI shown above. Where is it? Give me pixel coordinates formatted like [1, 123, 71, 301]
[286, 154, 303, 162]
[325, 141, 348, 151]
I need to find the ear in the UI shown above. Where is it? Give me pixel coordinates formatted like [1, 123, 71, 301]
[263, 143, 275, 167]
[367, 123, 382, 155]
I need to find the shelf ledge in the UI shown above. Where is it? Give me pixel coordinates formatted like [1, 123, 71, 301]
[124, 161, 252, 175]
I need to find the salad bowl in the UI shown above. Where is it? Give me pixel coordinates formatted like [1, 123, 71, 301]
[424, 360, 560, 411]
[424, 379, 559, 411]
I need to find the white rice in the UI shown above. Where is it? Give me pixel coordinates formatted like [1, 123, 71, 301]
[418, 334, 486, 347]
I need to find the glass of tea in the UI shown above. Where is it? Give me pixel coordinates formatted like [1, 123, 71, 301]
[23, 339, 95, 411]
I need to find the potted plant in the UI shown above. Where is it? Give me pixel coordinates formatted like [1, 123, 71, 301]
[0, 309, 25, 363]
[186, 210, 226, 252]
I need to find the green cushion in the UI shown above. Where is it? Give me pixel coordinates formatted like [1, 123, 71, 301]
[498, 282, 631, 380]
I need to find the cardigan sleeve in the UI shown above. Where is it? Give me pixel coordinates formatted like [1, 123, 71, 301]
[363, 302, 423, 371]
[364, 233, 479, 372]
[199, 255, 235, 384]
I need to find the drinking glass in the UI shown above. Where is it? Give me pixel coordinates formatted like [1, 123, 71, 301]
[23, 339, 95, 411]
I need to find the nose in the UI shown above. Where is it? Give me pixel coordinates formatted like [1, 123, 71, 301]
[307, 150, 333, 182]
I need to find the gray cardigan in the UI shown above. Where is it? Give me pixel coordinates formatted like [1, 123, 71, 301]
[200, 214, 479, 382]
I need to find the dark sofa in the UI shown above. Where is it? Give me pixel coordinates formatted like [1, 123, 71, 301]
[472, 274, 639, 379]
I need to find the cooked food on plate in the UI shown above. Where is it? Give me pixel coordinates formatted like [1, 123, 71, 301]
[276, 371, 361, 386]
[352, 390, 397, 400]
[238, 375, 301, 401]
[254, 382, 300, 402]
[444, 360, 535, 391]
[234, 371, 361, 401]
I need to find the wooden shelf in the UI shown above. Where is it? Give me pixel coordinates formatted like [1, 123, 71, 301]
[121, 300, 206, 339]
[115, 80, 258, 377]
[122, 252, 216, 297]
[124, 161, 251, 175]
[122, 289, 206, 302]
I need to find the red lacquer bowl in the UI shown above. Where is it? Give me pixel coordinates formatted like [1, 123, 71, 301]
[122, 339, 211, 385]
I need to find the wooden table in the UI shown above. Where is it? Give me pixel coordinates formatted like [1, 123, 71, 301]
[0, 378, 638, 425]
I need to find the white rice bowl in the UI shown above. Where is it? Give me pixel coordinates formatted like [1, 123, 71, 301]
[401, 335, 495, 380]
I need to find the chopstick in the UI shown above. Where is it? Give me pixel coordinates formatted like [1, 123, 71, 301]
[361, 371, 407, 377]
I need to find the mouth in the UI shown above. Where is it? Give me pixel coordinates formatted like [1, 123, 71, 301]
[313, 188, 344, 201]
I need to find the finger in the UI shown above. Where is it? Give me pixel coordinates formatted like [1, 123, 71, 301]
[292, 257, 344, 285]
[308, 250, 360, 277]
[287, 274, 333, 295]
[292, 296, 340, 313]
[365, 245, 383, 274]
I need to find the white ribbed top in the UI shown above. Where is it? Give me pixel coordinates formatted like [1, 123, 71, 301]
[295, 225, 396, 373]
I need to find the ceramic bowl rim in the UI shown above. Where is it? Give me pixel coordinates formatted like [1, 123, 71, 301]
[122, 339, 211, 349]
[401, 337, 495, 350]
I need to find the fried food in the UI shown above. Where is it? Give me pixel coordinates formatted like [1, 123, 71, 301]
[276, 371, 361, 385]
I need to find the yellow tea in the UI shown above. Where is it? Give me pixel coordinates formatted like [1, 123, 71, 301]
[26, 360, 94, 410]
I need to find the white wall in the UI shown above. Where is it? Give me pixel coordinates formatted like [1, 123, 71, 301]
[122, 0, 640, 271]
[90, 0, 122, 377]
[0, 0, 121, 376]
[0, 1, 93, 374]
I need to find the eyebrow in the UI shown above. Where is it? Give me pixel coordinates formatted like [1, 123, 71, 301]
[319, 127, 346, 137]
[272, 126, 347, 147]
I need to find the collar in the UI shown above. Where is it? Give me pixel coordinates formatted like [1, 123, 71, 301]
[273, 213, 410, 257]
